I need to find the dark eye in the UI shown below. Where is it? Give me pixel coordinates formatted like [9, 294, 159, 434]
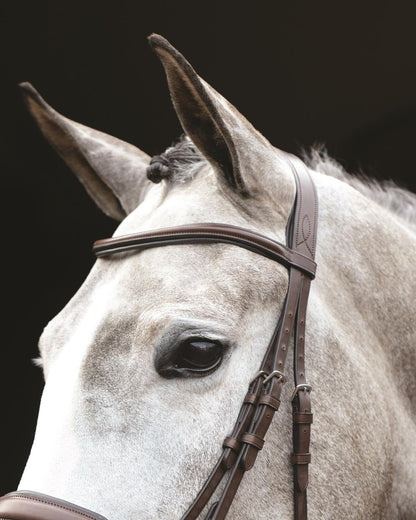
[176, 340, 223, 371]
[156, 338, 224, 378]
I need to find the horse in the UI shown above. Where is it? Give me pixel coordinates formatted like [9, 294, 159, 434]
[6, 34, 416, 519]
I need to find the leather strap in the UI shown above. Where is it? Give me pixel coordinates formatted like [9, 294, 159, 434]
[93, 223, 316, 279]
[288, 156, 317, 520]
[0, 492, 108, 520]
[177, 156, 318, 520]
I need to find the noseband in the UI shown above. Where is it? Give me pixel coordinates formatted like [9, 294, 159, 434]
[0, 155, 318, 520]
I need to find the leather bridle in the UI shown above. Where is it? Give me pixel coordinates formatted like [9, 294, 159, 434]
[0, 154, 318, 520]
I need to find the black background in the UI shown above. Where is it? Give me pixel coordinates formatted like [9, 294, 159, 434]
[2, 1, 416, 493]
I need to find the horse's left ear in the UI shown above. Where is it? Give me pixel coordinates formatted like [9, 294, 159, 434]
[19, 82, 151, 221]
[149, 34, 293, 201]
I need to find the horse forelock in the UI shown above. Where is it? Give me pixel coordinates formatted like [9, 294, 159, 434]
[146, 135, 207, 185]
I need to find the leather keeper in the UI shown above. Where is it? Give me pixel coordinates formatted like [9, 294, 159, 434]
[291, 452, 311, 465]
[223, 436, 240, 452]
[243, 392, 258, 405]
[293, 412, 313, 424]
[258, 394, 280, 410]
[221, 449, 237, 471]
[241, 433, 265, 451]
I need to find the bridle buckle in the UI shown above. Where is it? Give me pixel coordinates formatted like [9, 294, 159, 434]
[250, 370, 268, 384]
[290, 384, 312, 401]
[263, 370, 287, 384]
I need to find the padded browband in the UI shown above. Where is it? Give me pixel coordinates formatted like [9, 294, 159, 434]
[0, 491, 109, 520]
[93, 223, 316, 278]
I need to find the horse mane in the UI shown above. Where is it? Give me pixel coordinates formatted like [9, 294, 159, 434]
[303, 146, 416, 233]
[152, 136, 416, 233]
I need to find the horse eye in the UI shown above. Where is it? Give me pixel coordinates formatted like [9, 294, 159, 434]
[175, 340, 223, 373]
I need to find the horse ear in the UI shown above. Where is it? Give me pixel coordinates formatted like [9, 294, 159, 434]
[148, 34, 284, 198]
[19, 82, 151, 221]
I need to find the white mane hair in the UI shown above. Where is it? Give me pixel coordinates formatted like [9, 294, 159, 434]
[159, 137, 416, 233]
[303, 146, 416, 233]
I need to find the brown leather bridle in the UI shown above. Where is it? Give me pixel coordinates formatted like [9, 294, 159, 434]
[0, 155, 318, 520]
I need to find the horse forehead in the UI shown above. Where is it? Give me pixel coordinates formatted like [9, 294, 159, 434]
[111, 242, 287, 313]
[114, 164, 285, 239]
[39, 169, 290, 367]
[115, 168, 228, 235]
[39, 235, 287, 373]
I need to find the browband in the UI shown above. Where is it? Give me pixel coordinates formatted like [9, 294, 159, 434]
[93, 222, 316, 279]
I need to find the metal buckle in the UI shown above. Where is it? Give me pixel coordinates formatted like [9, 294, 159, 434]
[290, 384, 312, 401]
[263, 370, 287, 384]
[250, 370, 268, 384]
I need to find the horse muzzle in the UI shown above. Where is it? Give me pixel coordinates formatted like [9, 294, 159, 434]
[0, 491, 108, 520]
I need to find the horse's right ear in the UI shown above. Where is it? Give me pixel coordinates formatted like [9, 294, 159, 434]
[19, 82, 151, 221]
[148, 34, 294, 208]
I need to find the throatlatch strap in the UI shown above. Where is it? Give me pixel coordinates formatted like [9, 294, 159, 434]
[91, 154, 318, 520]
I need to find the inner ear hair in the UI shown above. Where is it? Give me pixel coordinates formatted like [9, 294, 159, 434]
[149, 36, 243, 191]
[164, 54, 233, 172]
